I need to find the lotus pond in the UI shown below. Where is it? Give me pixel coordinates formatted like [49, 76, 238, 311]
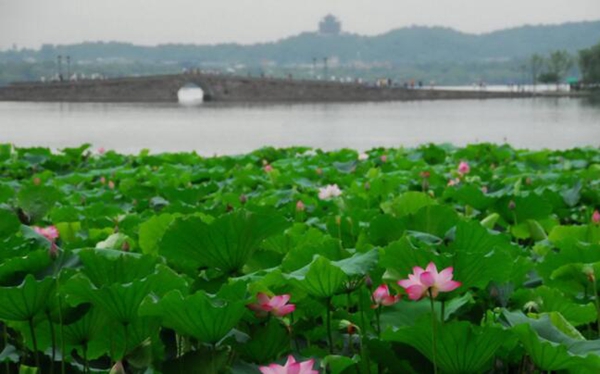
[1, 143, 600, 374]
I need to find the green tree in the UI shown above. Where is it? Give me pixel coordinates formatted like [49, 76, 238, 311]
[529, 54, 545, 91]
[579, 41, 600, 84]
[546, 50, 574, 89]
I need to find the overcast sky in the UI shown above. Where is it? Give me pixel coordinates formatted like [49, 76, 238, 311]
[1, 0, 599, 50]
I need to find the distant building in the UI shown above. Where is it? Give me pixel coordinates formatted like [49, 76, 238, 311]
[319, 14, 341, 35]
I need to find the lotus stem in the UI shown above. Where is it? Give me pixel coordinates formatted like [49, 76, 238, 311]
[326, 297, 334, 353]
[28, 318, 40, 369]
[3, 323, 9, 374]
[47, 313, 56, 374]
[123, 323, 129, 358]
[428, 290, 438, 374]
[375, 305, 382, 339]
[591, 276, 600, 334]
[83, 342, 89, 374]
[358, 289, 372, 374]
[55, 261, 66, 374]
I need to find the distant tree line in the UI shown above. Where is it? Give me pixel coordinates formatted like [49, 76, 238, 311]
[579, 41, 600, 84]
[528, 40, 600, 88]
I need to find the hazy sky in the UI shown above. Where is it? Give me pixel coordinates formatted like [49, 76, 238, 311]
[1, 0, 599, 50]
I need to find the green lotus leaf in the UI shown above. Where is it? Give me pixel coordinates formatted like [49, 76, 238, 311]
[512, 286, 597, 327]
[17, 184, 62, 222]
[0, 208, 20, 237]
[76, 248, 157, 287]
[0, 274, 55, 321]
[138, 214, 177, 256]
[368, 214, 408, 246]
[501, 310, 600, 373]
[139, 288, 246, 344]
[331, 249, 379, 277]
[383, 318, 510, 374]
[444, 184, 494, 211]
[380, 191, 436, 218]
[0, 250, 51, 286]
[287, 256, 347, 298]
[408, 205, 459, 238]
[238, 319, 290, 363]
[446, 220, 515, 289]
[321, 354, 360, 374]
[159, 210, 289, 274]
[494, 194, 553, 225]
[549, 225, 600, 245]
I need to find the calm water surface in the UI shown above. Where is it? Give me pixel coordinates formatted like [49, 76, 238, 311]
[0, 98, 599, 154]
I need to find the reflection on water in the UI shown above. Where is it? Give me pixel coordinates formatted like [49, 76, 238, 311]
[0, 97, 598, 154]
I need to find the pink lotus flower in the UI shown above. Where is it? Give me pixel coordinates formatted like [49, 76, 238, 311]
[380, 155, 388, 163]
[33, 226, 59, 242]
[100, 176, 106, 185]
[458, 161, 470, 175]
[296, 200, 305, 212]
[318, 184, 342, 200]
[247, 293, 296, 318]
[593, 210, 600, 224]
[398, 262, 461, 300]
[108, 180, 115, 189]
[371, 284, 400, 308]
[358, 153, 369, 161]
[259, 355, 318, 374]
[97, 147, 106, 155]
[264, 164, 274, 173]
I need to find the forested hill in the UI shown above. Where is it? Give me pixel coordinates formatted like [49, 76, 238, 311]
[1, 20, 600, 65]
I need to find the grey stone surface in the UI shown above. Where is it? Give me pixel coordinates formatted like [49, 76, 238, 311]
[0, 73, 536, 103]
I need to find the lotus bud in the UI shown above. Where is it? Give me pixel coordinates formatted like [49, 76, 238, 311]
[33, 177, 41, 185]
[239, 194, 247, 205]
[100, 176, 106, 185]
[420, 171, 430, 179]
[593, 210, 600, 224]
[584, 265, 596, 283]
[525, 177, 532, 185]
[108, 180, 115, 189]
[264, 164, 273, 173]
[296, 200, 305, 212]
[508, 200, 516, 210]
[364, 275, 373, 289]
[347, 323, 357, 335]
[316, 167, 323, 176]
[380, 154, 388, 163]
[109, 361, 126, 374]
[49, 242, 59, 260]
[335, 216, 341, 226]
[523, 301, 539, 313]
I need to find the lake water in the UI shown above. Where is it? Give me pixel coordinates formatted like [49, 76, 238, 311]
[0, 97, 599, 155]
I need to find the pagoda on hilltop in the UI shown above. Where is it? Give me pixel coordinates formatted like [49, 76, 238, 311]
[318, 14, 341, 35]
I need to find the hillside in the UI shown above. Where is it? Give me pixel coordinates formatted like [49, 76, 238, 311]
[2, 20, 599, 65]
[1, 20, 599, 85]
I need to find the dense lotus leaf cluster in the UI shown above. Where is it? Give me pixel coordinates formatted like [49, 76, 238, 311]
[0, 143, 600, 373]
